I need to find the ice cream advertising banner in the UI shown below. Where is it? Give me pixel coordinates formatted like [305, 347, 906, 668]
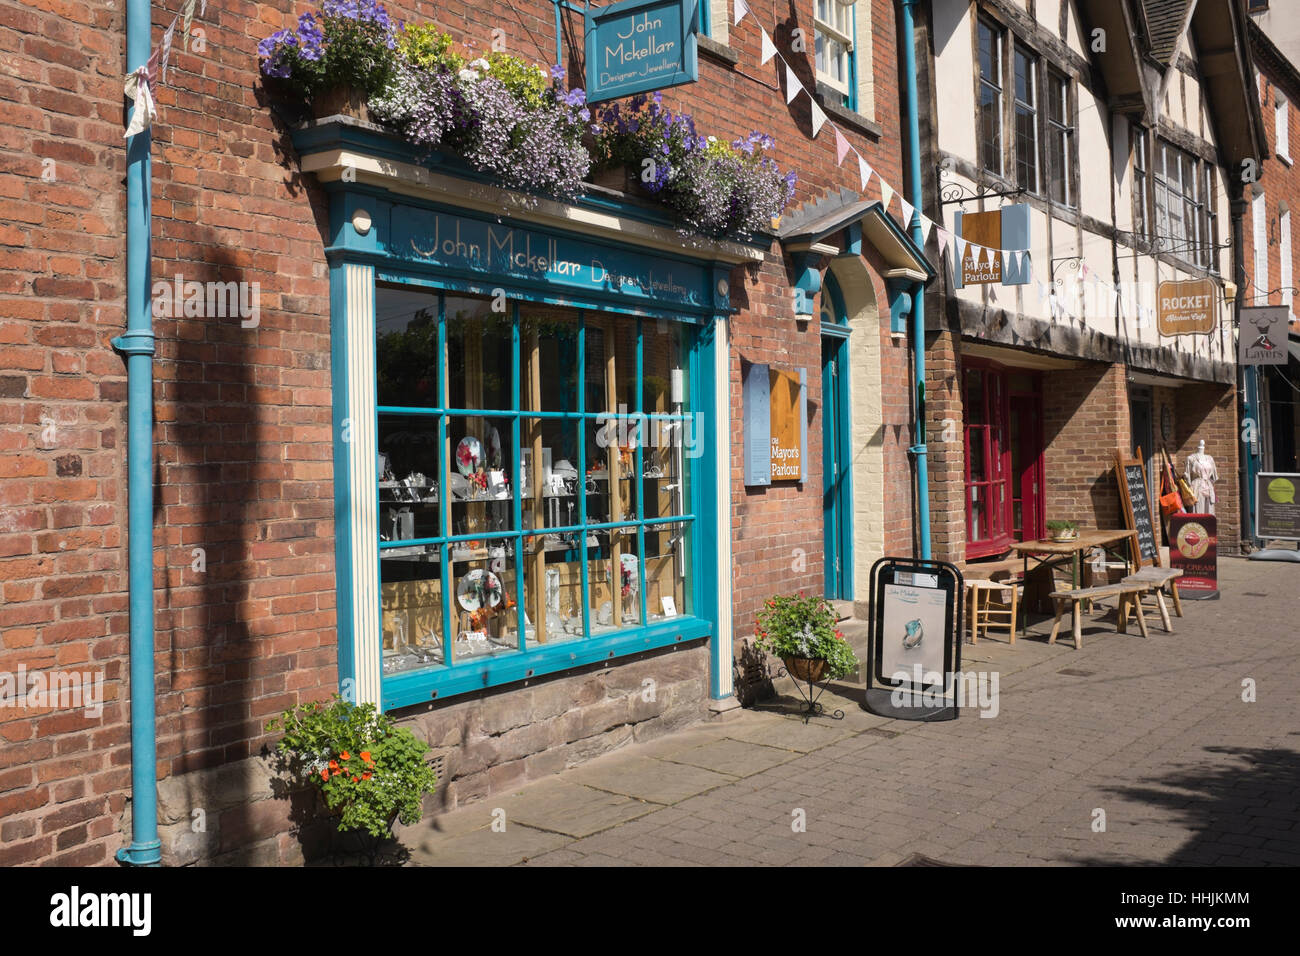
[1170, 513, 1218, 598]
[1256, 472, 1300, 541]
[1156, 278, 1216, 336]
[585, 0, 699, 103]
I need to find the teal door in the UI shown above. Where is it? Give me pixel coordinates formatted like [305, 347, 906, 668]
[821, 278, 853, 600]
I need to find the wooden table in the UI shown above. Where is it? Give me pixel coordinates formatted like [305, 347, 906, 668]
[1010, 530, 1140, 613]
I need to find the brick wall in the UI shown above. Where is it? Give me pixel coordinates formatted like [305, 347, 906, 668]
[0, 0, 909, 864]
[1041, 362, 1132, 534]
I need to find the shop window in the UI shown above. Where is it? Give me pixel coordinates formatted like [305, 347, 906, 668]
[375, 285, 698, 693]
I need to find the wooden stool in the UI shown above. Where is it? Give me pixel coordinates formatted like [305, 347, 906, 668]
[1048, 583, 1150, 649]
[966, 579, 1022, 644]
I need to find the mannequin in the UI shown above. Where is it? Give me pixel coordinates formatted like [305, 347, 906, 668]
[1185, 440, 1218, 514]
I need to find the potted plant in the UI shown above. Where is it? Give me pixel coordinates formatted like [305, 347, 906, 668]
[257, 0, 400, 121]
[269, 695, 438, 854]
[1047, 519, 1079, 542]
[753, 592, 858, 683]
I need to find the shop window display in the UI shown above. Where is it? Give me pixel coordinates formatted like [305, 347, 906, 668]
[375, 285, 696, 682]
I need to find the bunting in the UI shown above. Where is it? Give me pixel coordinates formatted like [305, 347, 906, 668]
[123, 0, 206, 137]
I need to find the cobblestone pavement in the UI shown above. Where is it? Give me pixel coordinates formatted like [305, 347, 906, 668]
[402, 557, 1300, 866]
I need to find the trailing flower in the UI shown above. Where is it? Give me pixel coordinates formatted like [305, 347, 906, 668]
[593, 94, 796, 238]
[257, 0, 399, 100]
[368, 29, 591, 198]
[753, 593, 857, 680]
[269, 695, 438, 838]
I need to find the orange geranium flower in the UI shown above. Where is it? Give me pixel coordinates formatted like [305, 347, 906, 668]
[362, 771, 372, 780]
[328, 760, 339, 770]
[340, 751, 350, 761]
[320, 769, 329, 781]
[352, 776, 360, 783]
[360, 751, 372, 762]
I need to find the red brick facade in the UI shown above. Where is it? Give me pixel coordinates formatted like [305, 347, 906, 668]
[0, 0, 919, 864]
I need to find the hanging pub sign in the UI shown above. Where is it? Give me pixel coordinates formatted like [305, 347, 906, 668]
[584, 0, 699, 103]
[743, 362, 807, 485]
[958, 210, 1001, 284]
[1156, 278, 1216, 336]
[1239, 306, 1290, 365]
[952, 204, 1031, 289]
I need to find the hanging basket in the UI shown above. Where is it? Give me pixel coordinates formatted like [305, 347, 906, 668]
[782, 655, 827, 682]
[312, 86, 371, 123]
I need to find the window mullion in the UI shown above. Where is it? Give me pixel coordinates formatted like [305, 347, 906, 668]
[437, 292, 454, 668]
[577, 312, 590, 639]
[635, 317, 647, 629]
[511, 302, 525, 651]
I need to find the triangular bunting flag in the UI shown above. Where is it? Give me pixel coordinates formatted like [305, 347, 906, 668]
[760, 29, 777, 65]
[734, 0, 748, 26]
[834, 127, 850, 166]
[899, 197, 914, 229]
[955, 236, 968, 262]
[919, 216, 933, 245]
[1011, 250, 1022, 271]
[880, 180, 894, 211]
[858, 155, 873, 191]
[810, 102, 827, 137]
[785, 62, 801, 104]
[936, 226, 950, 250]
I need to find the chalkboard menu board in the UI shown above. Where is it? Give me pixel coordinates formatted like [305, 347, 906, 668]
[1116, 449, 1159, 566]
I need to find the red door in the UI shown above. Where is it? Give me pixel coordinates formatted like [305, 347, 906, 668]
[964, 362, 1044, 560]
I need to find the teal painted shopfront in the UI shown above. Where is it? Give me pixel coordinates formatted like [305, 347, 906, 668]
[294, 121, 757, 711]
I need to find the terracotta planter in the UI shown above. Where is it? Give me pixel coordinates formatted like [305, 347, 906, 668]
[312, 86, 371, 123]
[782, 655, 827, 682]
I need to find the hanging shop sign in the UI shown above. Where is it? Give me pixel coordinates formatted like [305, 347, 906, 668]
[863, 558, 963, 722]
[952, 204, 1030, 288]
[1169, 513, 1218, 599]
[585, 0, 699, 103]
[958, 210, 1001, 284]
[390, 205, 710, 310]
[1156, 278, 1216, 336]
[742, 363, 806, 485]
[1239, 306, 1290, 366]
[1256, 472, 1300, 541]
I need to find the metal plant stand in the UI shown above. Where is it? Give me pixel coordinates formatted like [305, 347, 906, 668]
[774, 665, 845, 724]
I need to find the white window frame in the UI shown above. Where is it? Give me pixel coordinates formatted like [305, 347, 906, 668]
[1281, 207, 1293, 312]
[1013, 48, 1039, 195]
[1277, 94, 1292, 165]
[1254, 189, 1268, 297]
[1046, 68, 1073, 206]
[814, 1, 854, 97]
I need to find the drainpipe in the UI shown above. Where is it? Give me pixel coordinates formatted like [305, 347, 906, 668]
[111, 0, 161, 866]
[899, 0, 931, 560]
[1232, 190, 1259, 550]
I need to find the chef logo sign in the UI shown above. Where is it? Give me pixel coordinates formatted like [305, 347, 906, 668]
[1157, 278, 1216, 336]
[585, 0, 699, 103]
[1239, 306, 1289, 366]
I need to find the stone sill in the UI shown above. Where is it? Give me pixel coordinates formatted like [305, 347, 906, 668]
[814, 82, 883, 141]
[697, 35, 740, 66]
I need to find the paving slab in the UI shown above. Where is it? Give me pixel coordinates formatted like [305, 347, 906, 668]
[563, 751, 738, 804]
[485, 777, 660, 838]
[662, 736, 801, 777]
[410, 823, 570, 867]
[719, 711, 860, 752]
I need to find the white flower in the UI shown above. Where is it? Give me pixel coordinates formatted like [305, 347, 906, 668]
[458, 68, 480, 83]
[469, 57, 490, 71]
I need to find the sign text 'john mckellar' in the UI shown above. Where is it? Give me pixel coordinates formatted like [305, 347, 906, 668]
[604, 13, 676, 68]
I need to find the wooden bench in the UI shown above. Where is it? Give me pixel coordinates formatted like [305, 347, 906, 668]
[1120, 567, 1184, 633]
[1047, 583, 1151, 650]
